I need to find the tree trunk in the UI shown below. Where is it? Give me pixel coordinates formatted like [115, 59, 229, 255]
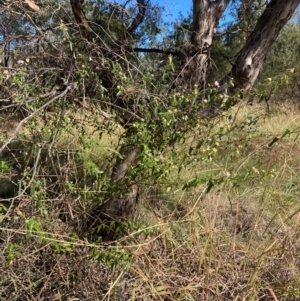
[231, 0, 299, 90]
[102, 143, 140, 220]
[70, 0, 145, 238]
[176, 0, 229, 90]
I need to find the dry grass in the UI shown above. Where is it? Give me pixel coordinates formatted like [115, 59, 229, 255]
[2, 190, 300, 300]
[1, 102, 300, 300]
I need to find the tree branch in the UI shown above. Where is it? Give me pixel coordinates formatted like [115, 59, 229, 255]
[215, 0, 230, 17]
[70, 0, 97, 41]
[125, 0, 147, 36]
[131, 47, 185, 56]
[0, 86, 70, 154]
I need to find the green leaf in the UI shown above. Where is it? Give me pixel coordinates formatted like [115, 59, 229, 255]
[182, 178, 198, 190]
[280, 129, 291, 139]
[206, 179, 214, 193]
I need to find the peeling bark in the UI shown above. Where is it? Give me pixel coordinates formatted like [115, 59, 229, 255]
[87, 142, 140, 241]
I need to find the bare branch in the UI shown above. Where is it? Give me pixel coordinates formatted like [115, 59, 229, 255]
[125, 0, 146, 37]
[0, 86, 70, 154]
[132, 47, 184, 56]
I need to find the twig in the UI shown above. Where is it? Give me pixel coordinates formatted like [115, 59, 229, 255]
[0, 86, 70, 154]
[33, 255, 65, 301]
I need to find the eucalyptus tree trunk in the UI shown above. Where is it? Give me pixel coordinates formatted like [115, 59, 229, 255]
[231, 0, 300, 90]
[176, 0, 229, 90]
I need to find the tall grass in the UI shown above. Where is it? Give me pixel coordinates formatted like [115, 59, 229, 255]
[1, 102, 300, 300]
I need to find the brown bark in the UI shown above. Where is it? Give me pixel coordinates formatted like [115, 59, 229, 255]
[70, 0, 97, 41]
[103, 143, 140, 219]
[231, 0, 300, 90]
[176, 0, 229, 90]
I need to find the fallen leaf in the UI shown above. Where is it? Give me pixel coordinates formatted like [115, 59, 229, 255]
[16, 210, 25, 218]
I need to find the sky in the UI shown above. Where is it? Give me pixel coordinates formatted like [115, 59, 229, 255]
[158, 0, 234, 26]
[161, 0, 191, 21]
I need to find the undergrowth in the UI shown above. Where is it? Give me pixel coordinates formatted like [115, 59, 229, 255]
[1, 102, 300, 300]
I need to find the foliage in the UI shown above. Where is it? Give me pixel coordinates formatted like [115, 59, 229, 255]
[1, 0, 300, 300]
[261, 17, 300, 101]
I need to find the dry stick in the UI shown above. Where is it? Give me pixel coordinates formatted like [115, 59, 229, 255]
[0, 226, 129, 249]
[0, 86, 70, 154]
[48, 77, 70, 152]
[0, 87, 71, 223]
[33, 254, 65, 301]
[18, 146, 41, 196]
[0, 89, 59, 111]
[0, 147, 42, 221]
[0, 243, 52, 270]
[266, 286, 279, 301]
[102, 270, 124, 300]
